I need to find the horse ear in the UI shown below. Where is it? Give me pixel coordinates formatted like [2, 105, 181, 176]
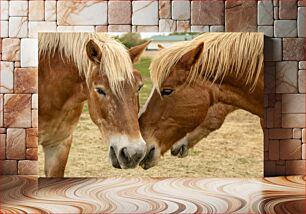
[157, 44, 165, 49]
[180, 42, 204, 68]
[86, 39, 102, 64]
[129, 40, 151, 64]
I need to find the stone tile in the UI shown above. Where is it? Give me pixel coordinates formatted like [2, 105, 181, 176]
[264, 160, 276, 176]
[0, 94, 3, 127]
[26, 148, 38, 160]
[6, 128, 25, 159]
[283, 38, 305, 61]
[0, 61, 14, 93]
[4, 94, 31, 128]
[108, 25, 131, 32]
[298, 7, 305, 37]
[299, 61, 306, 69]
[0, 134, 5, 159]
[269, 128, 292, 139]
[9, 1, 28, 16]
[0, 160, 17, 175]
[298, 1, 305, 6]
[159, 1, 171, 19]
[108, 1, 131, 24]
[268, 140, 279, 160]
[1, 1, 9, 20]
[95, 26, 108, 32]
[14, 68, 38, 93]
[45, 1, 57, 21]
[57, 26, 95, 32]
[282, 114, 305, 128]
[274, 101, 282, 128]
[275, 164, 286, 176]
[15, 61, 21, 68]
[279, 0, 297, 19]
[282, 94, 305, 114]
[18, 160, 38, 175]
[9, 17, 28, 38]
[29, 21, 57, 38]
[274, 20, 297, 37]
[225, 0, 256, 32]
[302, 144, 306, 159]
[274, 7, 279, 20]
[136, 26, 158, 32]
[298, 70, 305, 93]
[2, 38, 20, 61]
[0, 128, 6, 134]
[210, 25, 225, 32]
[132, 1, 158, 25]
[193, 0, 224, 25]
[1, 21, 9, 38]
[273, 0, 279, 6]
[258, 0, 273, 25]
[26, 128, 38, 148]
[57, 1, 107, 25]
[21, 39, 38, 67]
[276, 61, 298, 93]
[258, 26, 273, 37]
[29, 1, 44, 21]
[191, 25, 209, 32]
[264, 62, 276, 94]
[266, 108, 274, 128]
[32, 110, 38, 128]
[293, 128, 302, 139]
[32, 94, 38, 109]
[303, 129, 306, 143]
[172, 1, 190, 20]
[177, 21, 190, 32]
[286, 160, 305, 175]
[280, 139, 302, 160]
[159, 19, 176, 32]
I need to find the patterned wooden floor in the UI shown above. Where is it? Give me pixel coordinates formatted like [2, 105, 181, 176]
[0, 176, 305, 213]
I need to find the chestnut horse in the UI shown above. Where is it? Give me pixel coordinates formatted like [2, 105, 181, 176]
[39, 33, 149, 177]
[139, 33, 263, 169]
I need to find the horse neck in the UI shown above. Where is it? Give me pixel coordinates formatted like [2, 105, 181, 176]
[215, 81, 264, 118]
[39, 52, 87, 111]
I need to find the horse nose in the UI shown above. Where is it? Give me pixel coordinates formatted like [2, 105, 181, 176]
[119, 146, 144, 164]
[109, 135, 146, 169]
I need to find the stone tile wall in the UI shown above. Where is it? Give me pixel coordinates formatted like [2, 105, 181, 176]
[0, 0, 305, 176]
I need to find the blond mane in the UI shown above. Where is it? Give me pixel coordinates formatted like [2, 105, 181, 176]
[38, 33, 134, 96]
[150, 33, 264, 92]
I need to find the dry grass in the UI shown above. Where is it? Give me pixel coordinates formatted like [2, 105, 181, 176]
[38, 108, 263, 178]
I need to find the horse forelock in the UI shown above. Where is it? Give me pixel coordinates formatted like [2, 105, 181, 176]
[39, 32, 134, 98]
[150, 32, 264, 93]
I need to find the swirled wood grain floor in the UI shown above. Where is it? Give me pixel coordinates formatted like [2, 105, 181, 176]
[0, 176, 305, 213]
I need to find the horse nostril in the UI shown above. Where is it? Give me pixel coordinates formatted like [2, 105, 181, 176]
[120, 147, 131, 163]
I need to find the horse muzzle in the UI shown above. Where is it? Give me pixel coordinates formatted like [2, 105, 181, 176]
[139, 144, 160, 170]
[109, 135, 146, 169]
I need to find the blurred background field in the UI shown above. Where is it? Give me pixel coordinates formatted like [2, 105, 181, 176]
[38, 33, 263, 177]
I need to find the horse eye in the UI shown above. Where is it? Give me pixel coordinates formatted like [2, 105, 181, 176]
[96, 87, 106, 96]
[138, 84, 143, 92]
[161, 89, 174, 96]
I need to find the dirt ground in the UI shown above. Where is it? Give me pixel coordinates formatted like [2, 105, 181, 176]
[38, 108, 263, 178]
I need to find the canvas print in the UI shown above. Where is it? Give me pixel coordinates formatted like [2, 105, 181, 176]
[38, 32, 264, 177]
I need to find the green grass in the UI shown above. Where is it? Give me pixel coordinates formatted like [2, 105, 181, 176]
[134, 57, 153, 107]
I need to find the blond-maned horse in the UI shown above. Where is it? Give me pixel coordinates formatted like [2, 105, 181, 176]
[39, 33, 149, 177]
[139, 33, 263, 169]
